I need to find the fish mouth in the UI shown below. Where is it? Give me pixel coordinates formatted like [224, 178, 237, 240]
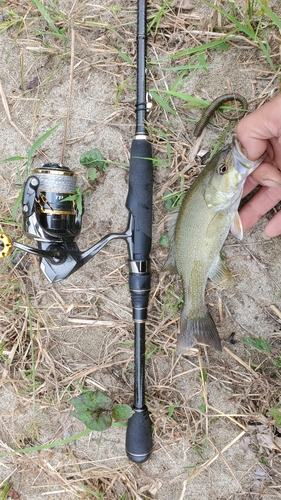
[232, 135, 266, 174]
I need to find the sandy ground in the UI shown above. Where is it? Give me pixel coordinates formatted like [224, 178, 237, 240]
[0, 1, 281, 499]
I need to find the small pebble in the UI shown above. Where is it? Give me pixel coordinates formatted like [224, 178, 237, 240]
[0, 12, 9, 24]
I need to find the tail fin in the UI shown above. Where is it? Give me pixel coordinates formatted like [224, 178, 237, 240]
[178, 311, 222, 352]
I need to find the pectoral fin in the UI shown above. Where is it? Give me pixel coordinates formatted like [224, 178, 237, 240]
[230, 212, 243, 240]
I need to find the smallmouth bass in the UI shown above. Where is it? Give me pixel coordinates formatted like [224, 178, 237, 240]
[163, 137, 265, 352]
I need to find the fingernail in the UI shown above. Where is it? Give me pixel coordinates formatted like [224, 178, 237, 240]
[262, 232, 271, 240]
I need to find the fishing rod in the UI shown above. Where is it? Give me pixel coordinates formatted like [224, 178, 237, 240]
[0, 0, 153, 463]
[125, 0, 153, 463]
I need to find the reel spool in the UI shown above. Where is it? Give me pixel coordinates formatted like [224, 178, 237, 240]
[22, 163, 82, 243]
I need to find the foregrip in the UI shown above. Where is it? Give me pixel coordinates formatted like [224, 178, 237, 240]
[126, 138, 153, 261]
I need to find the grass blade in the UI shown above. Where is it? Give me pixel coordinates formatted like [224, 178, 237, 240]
[153, 89, 209, 107]
[149, 90, 177, 115]
[204, 1, 255, 38]
[1, 428, 92, 456]
[150, 37, 230, 63]
[12, 189, 23, 220]
[0, 156, 25, 162]
[204, 1, 275, 70]
[116, 50, 133, 65]
[260, 4, 281, 29]
[29, 0, 68, 40]
[28, 122, 62, 161]
[26, 122, 62, 174]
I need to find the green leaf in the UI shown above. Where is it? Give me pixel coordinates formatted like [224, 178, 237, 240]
[212, 41, 231, 50]
[70, 396, 88, 412]
[242, 337, 271, 353]
[71, 391, 114, 431]
[145, 344, 158, 360]
[72, 410, 112, 431]
[272, 357, 281, 370]
[80, 149, 107, 172]
[159, 234, 170, 246]
[88, 167, 99, 181]
[112, 404, 134, 422]
[167, 401, 180, 419]
[62, 187, 83, 215]
[268, 406, 281, 426]
[80, 390, 112, 411]
[198, 53, 208, 71]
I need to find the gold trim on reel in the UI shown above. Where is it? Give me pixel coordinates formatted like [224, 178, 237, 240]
[0, 233, 13, 258]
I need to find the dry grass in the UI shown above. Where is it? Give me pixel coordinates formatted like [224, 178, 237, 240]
[1, 0, 281, 498]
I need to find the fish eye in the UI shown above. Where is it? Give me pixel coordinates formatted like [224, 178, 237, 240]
[217, 163, 228, 175]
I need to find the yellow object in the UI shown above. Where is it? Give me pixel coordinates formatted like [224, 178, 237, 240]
[0, 233, 13, 258]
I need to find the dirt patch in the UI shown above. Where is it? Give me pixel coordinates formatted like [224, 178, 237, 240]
[1, 1, 281, 499]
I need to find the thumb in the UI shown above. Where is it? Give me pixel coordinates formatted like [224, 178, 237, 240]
[236, 94, 281, 160]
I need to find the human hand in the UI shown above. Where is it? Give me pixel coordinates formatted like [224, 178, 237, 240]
[236, 93, 281, 238]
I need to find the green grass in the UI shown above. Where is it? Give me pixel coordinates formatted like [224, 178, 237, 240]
[147, 0, 172, 37]
[204, 0, 277, 70]
[29, 0, 68, 40]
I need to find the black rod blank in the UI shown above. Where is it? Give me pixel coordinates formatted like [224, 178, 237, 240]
[135, 0, 147, 136]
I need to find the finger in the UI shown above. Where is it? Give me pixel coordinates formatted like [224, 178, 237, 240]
[269, 137, 281, 169]
[242, 174, 259, 198]
[242, 161, 281, 197]
[236, 94, 281, 160]
[264, 210, 281, 238]
[239, 185, 281, 231]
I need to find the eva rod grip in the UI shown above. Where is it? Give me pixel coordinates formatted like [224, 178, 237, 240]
[126, 139, 153, 261]
[126, 407, 152, 463]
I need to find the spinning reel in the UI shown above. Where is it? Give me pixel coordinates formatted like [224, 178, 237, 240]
[1, 162, 133, 283]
